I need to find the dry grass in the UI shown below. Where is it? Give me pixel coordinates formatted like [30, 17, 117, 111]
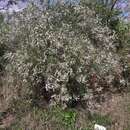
[95, 93, 130, 130]
[0, 88, 130, 130]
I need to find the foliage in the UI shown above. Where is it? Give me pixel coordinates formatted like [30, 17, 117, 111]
[9, 105, 112, 130]
[1, 2, 126, 109]
[115, 22, 130, 52]
[81, 0, 130, 56]
[0, 19, 10, 73]
[80, 0, 121, 28]
[0, 1, 129, 130]
[10, 106, 77, 130]
[56, 108, 76, 127]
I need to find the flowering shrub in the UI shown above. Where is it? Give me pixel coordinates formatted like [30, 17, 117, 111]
[3, 3, 127, 108]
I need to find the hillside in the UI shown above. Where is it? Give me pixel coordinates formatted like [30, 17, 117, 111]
[0, 1, 130, 130]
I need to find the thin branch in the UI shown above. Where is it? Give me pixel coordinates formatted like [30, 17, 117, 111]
[111, 0, 118, 11]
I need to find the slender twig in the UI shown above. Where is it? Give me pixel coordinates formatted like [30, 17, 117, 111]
[111, 0, 118, 11]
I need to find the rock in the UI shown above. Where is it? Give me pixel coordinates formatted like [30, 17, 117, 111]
[94, 124, 106, 130]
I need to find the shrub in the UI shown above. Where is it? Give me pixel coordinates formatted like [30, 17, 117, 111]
[0, 19, 10, 73]
[3, 2, 126, 108]
[81, 0, 130, 54]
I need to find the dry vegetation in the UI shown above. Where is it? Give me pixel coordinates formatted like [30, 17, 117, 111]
[0, 1, 130, 130]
